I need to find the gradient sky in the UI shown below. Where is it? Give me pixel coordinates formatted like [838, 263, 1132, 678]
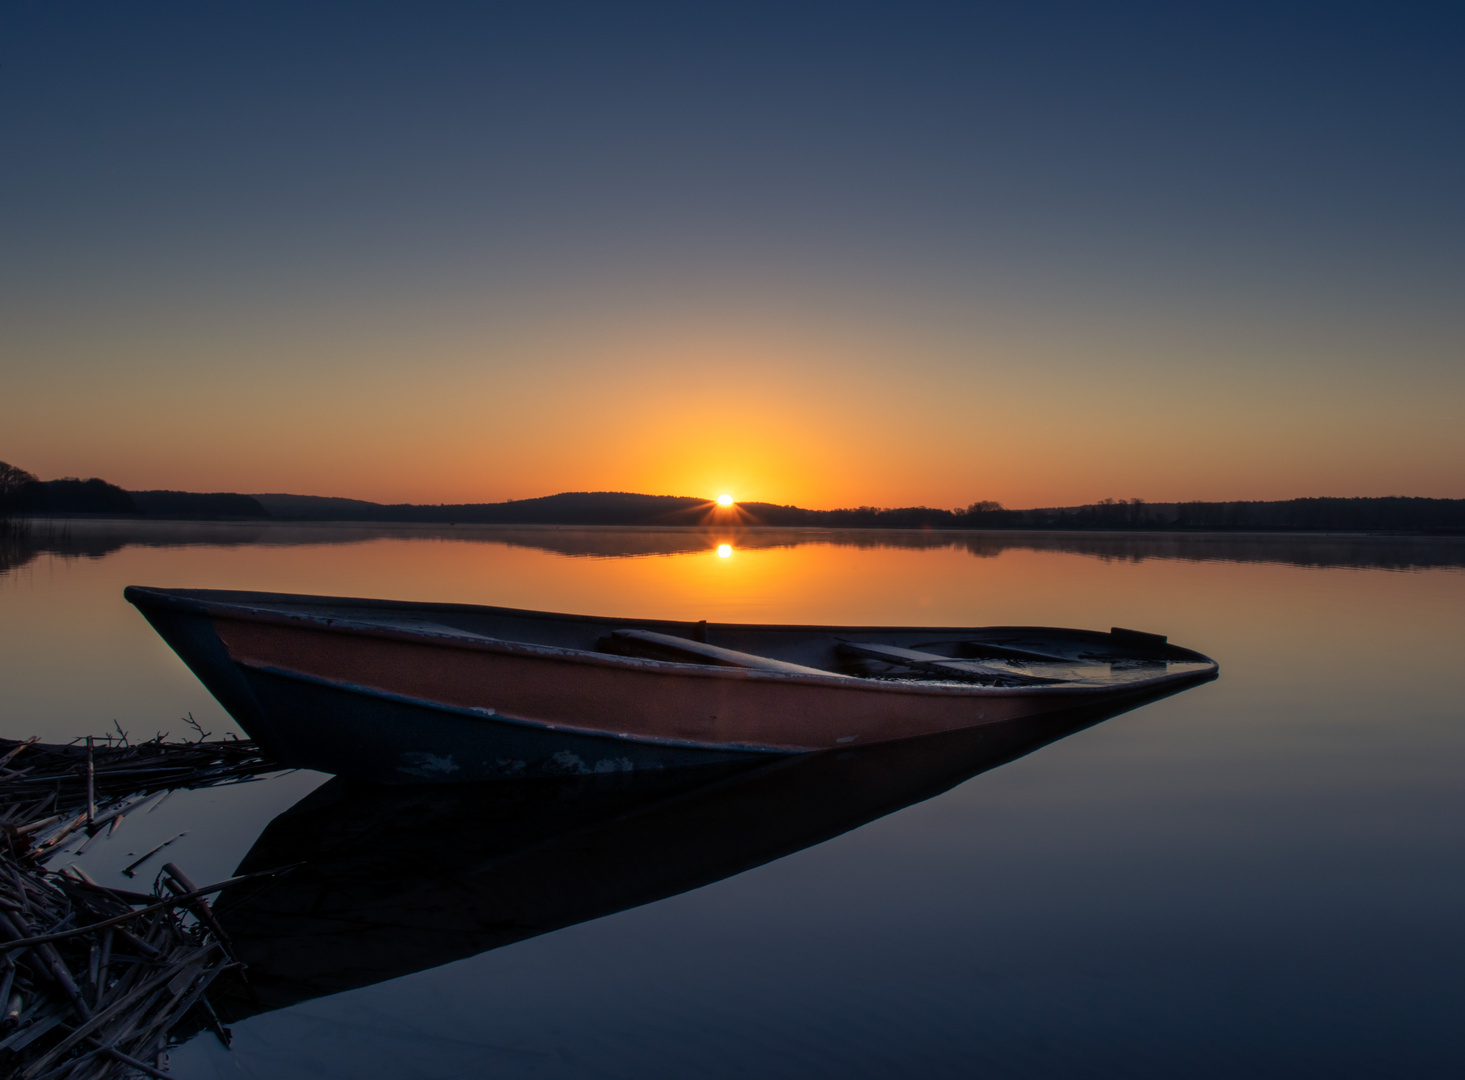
[3, 2, 1462, 509]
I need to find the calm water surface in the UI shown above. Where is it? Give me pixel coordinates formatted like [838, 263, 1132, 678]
[2, 522, 1462, 1078]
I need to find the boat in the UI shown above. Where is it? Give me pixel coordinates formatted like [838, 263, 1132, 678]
[124, 586, 1218, 784]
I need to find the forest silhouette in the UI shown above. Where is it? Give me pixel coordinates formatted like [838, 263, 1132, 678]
[2, 460, 1462, 534]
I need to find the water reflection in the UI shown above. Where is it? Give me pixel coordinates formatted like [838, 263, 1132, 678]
[209, 693, 1188, 1023]
[3, 518, 1462, 576]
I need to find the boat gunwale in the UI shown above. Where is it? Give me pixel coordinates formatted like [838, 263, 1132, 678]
[124, 586, 1220, 698]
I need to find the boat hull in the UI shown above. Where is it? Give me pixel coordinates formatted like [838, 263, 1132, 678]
[125, 587, 1219, 783]
[241, 664, 768, 781]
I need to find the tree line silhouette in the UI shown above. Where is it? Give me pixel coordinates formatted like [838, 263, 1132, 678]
[0, 463, 267, 519]
[741, 496, 1465, 532]
[2, 461, 1461, 533]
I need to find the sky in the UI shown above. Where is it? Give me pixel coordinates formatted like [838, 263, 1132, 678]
[2, 1, 1462, 510]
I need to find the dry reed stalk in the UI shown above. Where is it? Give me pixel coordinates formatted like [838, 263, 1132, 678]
[0, 734, 282, 1078]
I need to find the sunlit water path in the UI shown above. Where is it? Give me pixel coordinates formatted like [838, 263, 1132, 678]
[1, 522, 1462, 1077]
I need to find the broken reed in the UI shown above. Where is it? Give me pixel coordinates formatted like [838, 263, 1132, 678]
[0, 733, 280, 1078]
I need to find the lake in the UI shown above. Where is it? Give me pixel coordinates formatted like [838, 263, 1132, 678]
[2, 520, 1462, 1078]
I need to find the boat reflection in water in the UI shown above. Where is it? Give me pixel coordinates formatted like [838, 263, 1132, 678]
[210, 685, 1207, 1022]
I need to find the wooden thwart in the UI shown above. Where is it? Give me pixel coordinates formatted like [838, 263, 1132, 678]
[838, 642, 1068, 685]
[960, 641, 1075, 663]
[604, 629, 844, 678]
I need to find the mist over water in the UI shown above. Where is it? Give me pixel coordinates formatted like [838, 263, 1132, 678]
[2, 522, 1462, 1077]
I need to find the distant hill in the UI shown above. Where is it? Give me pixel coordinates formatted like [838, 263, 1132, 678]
[252, 491, 709, 525]
[2, 459, 1461, 532]
[130, 490, 269, 519]
[249, 493, 391, 519]
[249, 492, 1465, 533]
[744, 496, 1465, 533]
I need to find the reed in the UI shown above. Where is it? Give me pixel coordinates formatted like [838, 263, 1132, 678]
[0, 733, 282, 1078]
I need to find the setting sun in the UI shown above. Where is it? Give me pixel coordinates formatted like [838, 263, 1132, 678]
[717, 544, 732, 558]
[716, 494, 734, 506]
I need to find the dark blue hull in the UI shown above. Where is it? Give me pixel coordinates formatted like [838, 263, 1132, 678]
[240, 665, 775, 783]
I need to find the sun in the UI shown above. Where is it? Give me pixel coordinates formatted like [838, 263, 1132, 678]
[717, 544, 732, 558]
[716, 494, 734, 506]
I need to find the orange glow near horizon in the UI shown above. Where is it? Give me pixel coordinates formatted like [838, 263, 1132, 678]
[6, 303, 1464, 509]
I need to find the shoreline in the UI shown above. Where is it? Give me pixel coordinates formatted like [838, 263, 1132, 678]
[9, 514, 1465, 539]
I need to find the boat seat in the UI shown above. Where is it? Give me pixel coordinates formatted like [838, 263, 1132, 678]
[838, 642, 1067, 685]
[961, 641, 1075, 663]
[603, 629, 843, 678]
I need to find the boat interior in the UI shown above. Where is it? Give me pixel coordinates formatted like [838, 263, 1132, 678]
[129, 587, 1220, 689]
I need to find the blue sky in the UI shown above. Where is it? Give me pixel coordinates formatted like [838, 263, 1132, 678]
[3, 2, 1461, 506]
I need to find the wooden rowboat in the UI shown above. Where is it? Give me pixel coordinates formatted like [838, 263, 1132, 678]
[124, 586, 1218, 784]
